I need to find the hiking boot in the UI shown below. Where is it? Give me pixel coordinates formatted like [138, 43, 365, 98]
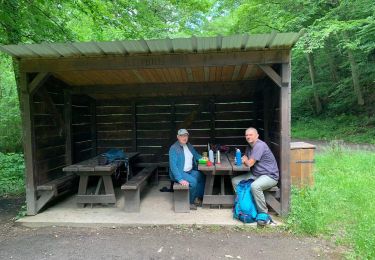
[194, 197, 203, 207]
[257, 219, 271, 227]
[190, 204, 197, 210]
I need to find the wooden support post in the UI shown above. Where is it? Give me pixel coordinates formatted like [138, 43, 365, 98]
[280, 62, 291, 216]
[64, 90, 73, 165]
[90, 98, 97, 156]
[20, 72, 37, 215]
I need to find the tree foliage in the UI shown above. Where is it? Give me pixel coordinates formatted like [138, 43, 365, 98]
[0, 0, 374, 152]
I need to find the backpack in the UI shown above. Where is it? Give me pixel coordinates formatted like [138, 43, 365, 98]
[98, 149, 128, 180]
[98, 149, 128, 165]
[233, 179, 258, 223]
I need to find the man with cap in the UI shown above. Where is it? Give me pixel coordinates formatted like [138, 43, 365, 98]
[169, 129, 205, 210]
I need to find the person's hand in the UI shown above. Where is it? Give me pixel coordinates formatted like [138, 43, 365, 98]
[241, 155, 249, 164]
[179, 180, 189, 186]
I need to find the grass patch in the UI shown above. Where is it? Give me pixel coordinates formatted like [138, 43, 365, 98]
[292, 115, 375, 144]
[287, 148, 375, 259]
[0, 152, 25, 196]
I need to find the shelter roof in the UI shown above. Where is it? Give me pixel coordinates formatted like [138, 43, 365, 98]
[0, 32, 300, 91]
[0, 32, 300, 59]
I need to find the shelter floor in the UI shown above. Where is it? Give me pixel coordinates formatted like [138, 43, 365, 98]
[17, 181, 281, 227]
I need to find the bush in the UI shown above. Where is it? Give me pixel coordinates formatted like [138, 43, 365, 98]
[0, 152, 25, 196]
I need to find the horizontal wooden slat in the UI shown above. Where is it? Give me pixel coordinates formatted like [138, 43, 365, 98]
[97, 139, 133, 148]
[97, 130, 133, 139]
[36, 145, 65, 160]
[215, 102, 254, 111]
[36, 135, 65, 149]
[97, 122, 133, 131]
[36, 155, 66, 176]
[136, 122, 171, 130]
[137, 114, 172, 122]
[96, 106, 131, 115]
[136, 105, 172, 114]
[215, 111, 252, 120]
[96, 115, 132, 123]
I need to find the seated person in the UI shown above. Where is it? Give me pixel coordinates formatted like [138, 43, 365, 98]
[169, 129, 205, 210]
[231, 127, 279, 225]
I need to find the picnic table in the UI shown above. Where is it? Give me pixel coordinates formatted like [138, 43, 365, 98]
[63, 152, 139, 207]
[199, 153, 281, 214]
[198, 154, 237, 207]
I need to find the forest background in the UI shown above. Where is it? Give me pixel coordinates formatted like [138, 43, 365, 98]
[0, 1, 374, 258]
[0, 0, 374, 152]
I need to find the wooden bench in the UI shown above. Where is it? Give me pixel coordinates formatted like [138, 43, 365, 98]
[264, 186, 281, 215]
[121, 165, 158, 212]
[36, 173, 77, 213]
[173, 183, 190, 213]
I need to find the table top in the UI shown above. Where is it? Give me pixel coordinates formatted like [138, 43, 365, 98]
[198, 153, 250, 173]
[227, 155, 251, 172]
[198, 154, 232, 172]
[63, 152, 140, 172]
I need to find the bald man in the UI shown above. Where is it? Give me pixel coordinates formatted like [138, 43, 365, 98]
[231, 127, 279, 225]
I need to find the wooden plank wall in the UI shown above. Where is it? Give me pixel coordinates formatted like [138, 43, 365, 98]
[33, 78, 66, 185]
[94, 96, 258, 178]
[71, 95, 95, 162]
[254, 81, 281, 167]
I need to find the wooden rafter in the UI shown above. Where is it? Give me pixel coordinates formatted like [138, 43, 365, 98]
[28, 72, 50, 96]
[258, 65, 282, 88]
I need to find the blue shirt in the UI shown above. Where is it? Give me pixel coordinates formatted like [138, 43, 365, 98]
[169, 141, 202, 182]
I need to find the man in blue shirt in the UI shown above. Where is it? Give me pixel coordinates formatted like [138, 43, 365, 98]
[231, 127, 279, 225]
[169, 129, 205, 210]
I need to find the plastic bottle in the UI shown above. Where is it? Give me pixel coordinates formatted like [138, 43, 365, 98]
[209, 149, 214, 163]
[216, 150, 221, 164]
[235, 148, 242, 166]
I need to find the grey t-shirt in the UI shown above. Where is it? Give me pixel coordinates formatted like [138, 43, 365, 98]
[245, 139, 279, 181]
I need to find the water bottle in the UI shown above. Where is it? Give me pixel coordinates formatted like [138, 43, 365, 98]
[235, 148, 242, 166]
[209, 149, 214, 163]
[216, 150, 221, 164]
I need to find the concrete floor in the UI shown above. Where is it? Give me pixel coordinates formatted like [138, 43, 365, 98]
[17, 181, 281, 227]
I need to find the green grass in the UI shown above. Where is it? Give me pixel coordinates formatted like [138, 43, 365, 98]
[0, 152, 25, 196]
[287, 148, 375, 259]
[292, 115, 375, 144]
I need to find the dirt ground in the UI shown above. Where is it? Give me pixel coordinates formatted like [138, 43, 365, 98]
[0, 196, 347, 260]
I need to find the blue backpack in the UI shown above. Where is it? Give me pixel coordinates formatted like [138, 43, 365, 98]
[98, 149, 128, 166]
[233, 179, 258, 223]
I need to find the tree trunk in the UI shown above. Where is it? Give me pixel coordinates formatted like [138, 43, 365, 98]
[347, 49, 365, 105]
[342, 31, 365, 106]
[324, 40, 339, 82]
[305, 52, 322, 114]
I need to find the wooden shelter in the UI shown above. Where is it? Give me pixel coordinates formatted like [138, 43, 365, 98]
[0, 33, 300, 216]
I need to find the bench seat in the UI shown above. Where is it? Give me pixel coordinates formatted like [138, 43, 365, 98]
[264, 186, 281, 215]
[173, 183, 190, 213]
[121, 165, 158, 212]
[36, 173, 77, 212]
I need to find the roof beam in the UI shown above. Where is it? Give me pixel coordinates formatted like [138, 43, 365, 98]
[72, 80, 259, 98]
[258, 65, 282, 88]
[20, 50, 290, 73]
[28, 72, 50, 95]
